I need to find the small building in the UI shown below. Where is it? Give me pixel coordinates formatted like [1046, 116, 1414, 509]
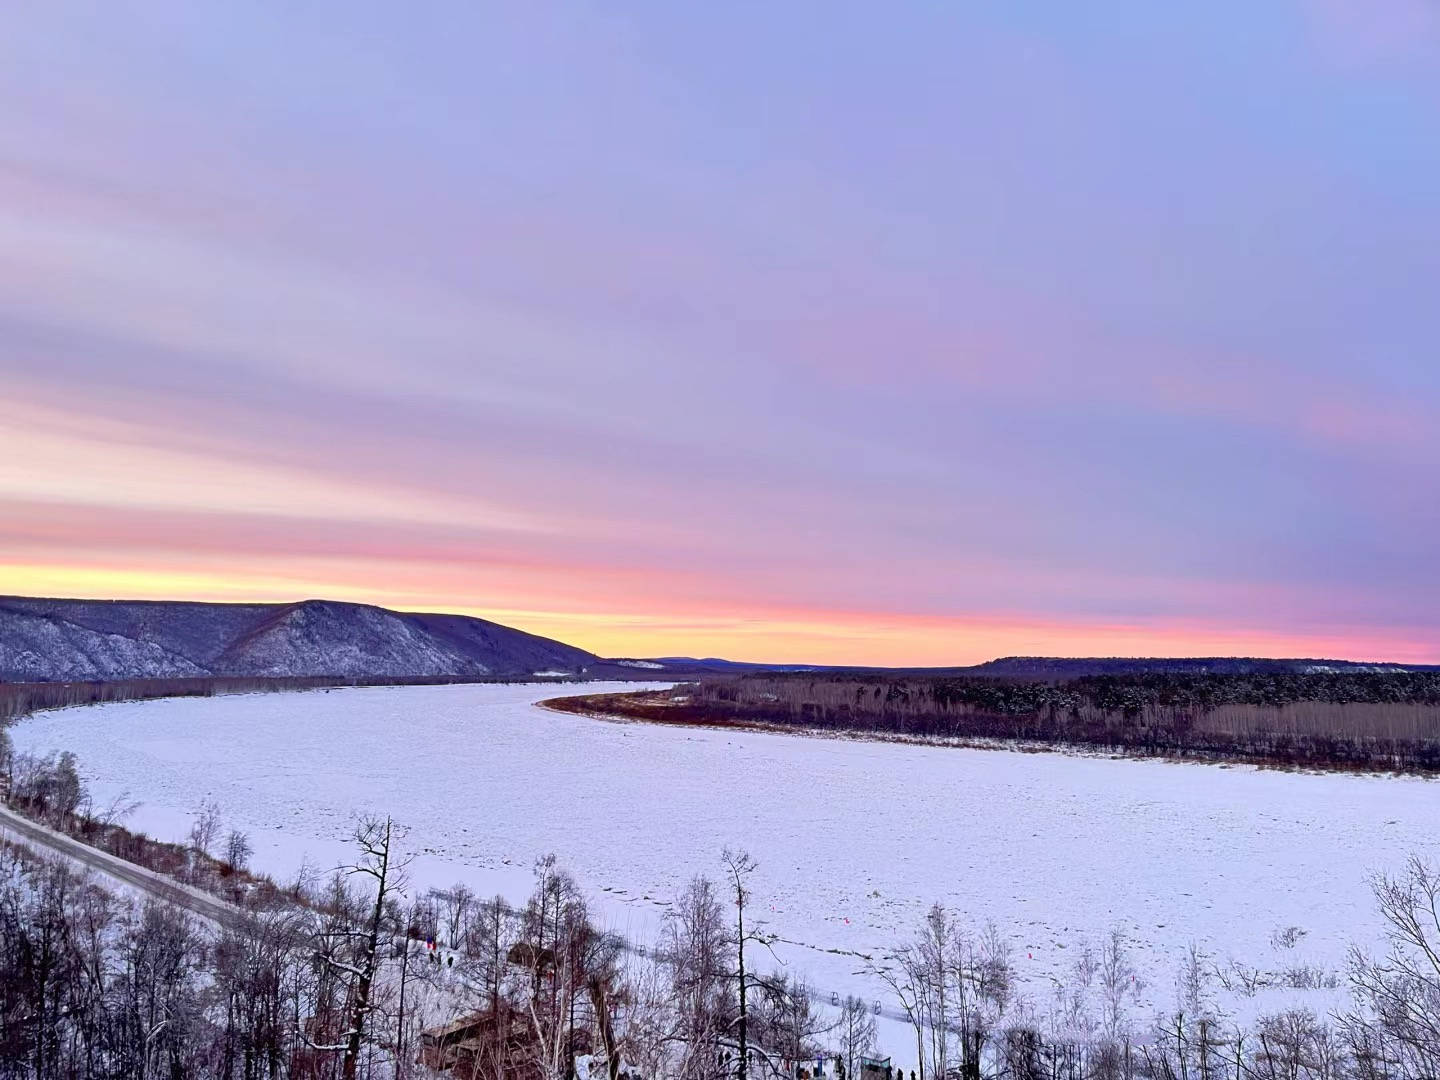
[418, 1004, 585, 1077]
[418, 1012, 490, 1073]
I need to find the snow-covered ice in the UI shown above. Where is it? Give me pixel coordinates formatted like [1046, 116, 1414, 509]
[13, 681, 1436, 1046]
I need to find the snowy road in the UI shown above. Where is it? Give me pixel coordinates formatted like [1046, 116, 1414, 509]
[0, 802, 239, 925]
[13, 680, 1437, 1040]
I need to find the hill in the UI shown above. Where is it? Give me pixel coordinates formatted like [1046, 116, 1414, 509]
[0, 596, 597, 681]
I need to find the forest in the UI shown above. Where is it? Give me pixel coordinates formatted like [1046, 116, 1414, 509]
[0, 675, 561, 726]
[547, 672, 1440, 772]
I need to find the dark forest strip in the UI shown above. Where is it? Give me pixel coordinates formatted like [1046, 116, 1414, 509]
[546, 671, 1440, 773]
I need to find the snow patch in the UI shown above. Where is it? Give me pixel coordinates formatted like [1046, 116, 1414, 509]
[11, 681, 1426, 1051]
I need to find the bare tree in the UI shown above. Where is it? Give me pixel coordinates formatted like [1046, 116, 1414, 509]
[871, 906, 1017, 1080]
[344, 816, 406, 1080]
[870, 932, 927, 1079]
[0, 725, 15, 808]
[435, 883, 476, 949]
[513, 855, 614, 1080]
[1100, 927, 1140, 1044]
[51, 752, 83, 827]
[1053, 944, 1100, 1048]
[750, 973, 833, 1071]
[624, 951, 688, 1080]
[188, 800, 222, 860]
[1345, 857, 1440, 1080]
[664, 874, 730, 1080]
[223, 829, 253, 873]
[213, 904, 309, 1079]
[721, 847, 780, 1080]
[919, 903, 954, 1080]
[835, 994, 877, 1080]
[306, 815, 409, 1080]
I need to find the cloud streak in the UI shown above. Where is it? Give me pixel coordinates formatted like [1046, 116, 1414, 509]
[2, 4, 1438, 664]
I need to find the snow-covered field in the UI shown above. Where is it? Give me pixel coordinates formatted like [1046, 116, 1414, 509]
[13, 681, 1437, 1046]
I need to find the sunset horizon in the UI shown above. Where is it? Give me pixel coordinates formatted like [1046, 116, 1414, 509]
[7, 7, 1440, 1075]
[2, 580, 1435, 669]
[6, 3, 1438, 668]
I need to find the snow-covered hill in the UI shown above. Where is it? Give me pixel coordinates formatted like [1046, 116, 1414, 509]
[0, 596, 598, 681]
[0, 604, 208, 680]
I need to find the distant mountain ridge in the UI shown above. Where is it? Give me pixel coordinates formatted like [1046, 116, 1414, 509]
[0, 597, 597, 681]
[964, 656, 1439, 677]
[2, 595, 1433, 683]
[651, 655, 1439, 677]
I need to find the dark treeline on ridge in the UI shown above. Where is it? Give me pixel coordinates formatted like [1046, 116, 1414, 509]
[556, 672, 1440, 772]
[0, 675, 575, 725]
[0, 677, 350, 724]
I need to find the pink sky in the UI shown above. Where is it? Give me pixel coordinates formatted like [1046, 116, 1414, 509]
[3, 4, 1438, 665]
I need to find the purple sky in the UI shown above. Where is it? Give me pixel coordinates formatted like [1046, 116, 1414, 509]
[3, 2, 1439, 663]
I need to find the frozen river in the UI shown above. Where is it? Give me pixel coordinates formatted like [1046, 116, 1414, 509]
[14, 681, 1437, 1041]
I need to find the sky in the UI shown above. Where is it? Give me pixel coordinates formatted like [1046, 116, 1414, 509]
[3, 2, 1439, 665]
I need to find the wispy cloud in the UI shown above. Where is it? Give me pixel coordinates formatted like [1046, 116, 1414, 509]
[2, 4, 1438, 664]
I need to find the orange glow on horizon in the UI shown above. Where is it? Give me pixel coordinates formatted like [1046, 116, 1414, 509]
[3, 560, 1434, 668]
